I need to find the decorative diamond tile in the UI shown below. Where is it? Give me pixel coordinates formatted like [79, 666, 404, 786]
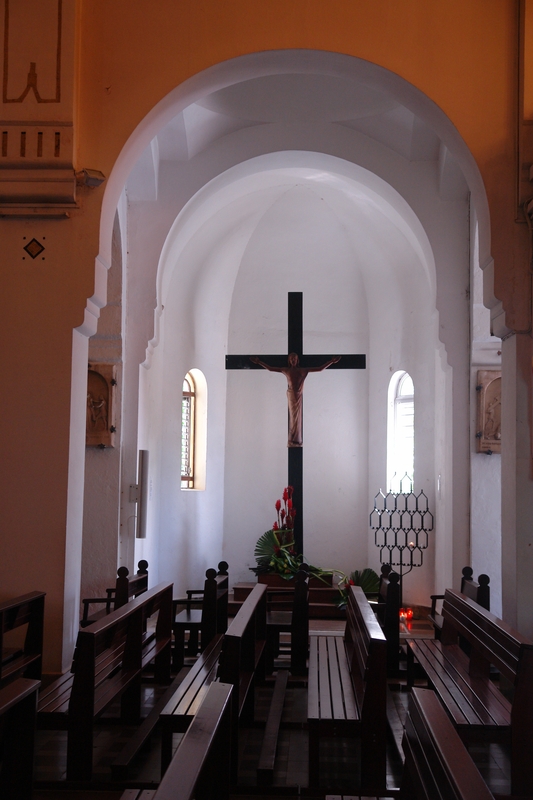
[23, 238, 45, 258]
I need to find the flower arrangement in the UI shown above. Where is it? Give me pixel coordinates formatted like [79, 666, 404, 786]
[251, 486, 349, 592]
[252, 486, 302, 578]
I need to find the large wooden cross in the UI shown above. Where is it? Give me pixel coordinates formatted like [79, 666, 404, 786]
[225, 292, 366, 554]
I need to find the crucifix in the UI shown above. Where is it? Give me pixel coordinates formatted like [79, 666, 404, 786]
[225, 292, 366, 554]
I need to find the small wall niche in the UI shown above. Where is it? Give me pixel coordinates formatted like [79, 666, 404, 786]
[476, 370, 501, 454]
[86, 363, 116, 447]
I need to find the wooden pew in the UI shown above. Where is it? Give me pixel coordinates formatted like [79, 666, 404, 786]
[172, 566, 229, 670]
[160, 583, 267, 779]
[326, 686, 496, 800]
[38, 581, 173, 781]
[400, 687, 495, 800]
[371, 566, 401, 676]
[175, 561, 229, 609]
[407, 588, 533, 797]
[0, 677, 40, 800]
[428, 566, 490, 638]
[81, 559, 149, 627]
[112, 565, 229, 781]
[264, 562, 309, 675]
[120, 682, 232, 800]
[308, 584, 387, 793]
[0, 591, 45, 688]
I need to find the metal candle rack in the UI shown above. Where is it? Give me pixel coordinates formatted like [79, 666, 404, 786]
[370, 474, 433, 604]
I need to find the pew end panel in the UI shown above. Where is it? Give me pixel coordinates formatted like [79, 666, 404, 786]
[0, 591, 45, 687]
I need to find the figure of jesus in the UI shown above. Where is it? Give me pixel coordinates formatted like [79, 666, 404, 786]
[250, 353, 341, 447]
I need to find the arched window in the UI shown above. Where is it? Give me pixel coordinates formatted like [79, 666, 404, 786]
[181, 373, 195, 488]
[181, 369, 207, 490]
[387, 371, 414, 492]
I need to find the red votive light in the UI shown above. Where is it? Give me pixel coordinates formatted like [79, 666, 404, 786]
[406, 607, 414, 620]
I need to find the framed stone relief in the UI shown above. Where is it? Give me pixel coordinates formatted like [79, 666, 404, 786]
[476, 370, 501, 454]
[86, 363, 116, 447]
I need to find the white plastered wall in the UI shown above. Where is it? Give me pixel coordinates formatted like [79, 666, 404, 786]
[133, 153, 463, 606]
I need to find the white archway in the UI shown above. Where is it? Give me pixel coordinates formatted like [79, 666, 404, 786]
[77, 49, 497, 608]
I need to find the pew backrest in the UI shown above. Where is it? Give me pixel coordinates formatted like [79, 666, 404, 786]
[202, 570, 229, 643]
[154, 681, 232, 800]
[441, 589, 533, 686]
[81, 560, 149, 627]
[460, 567, 490, 610]
[0, 591, 45, 687]
[343, 584, 387, 722]
[115, 560, 149, 607]
[39, 581, 173, 781]
[401, 688, 494, 800]
[217, 583, 267, 717]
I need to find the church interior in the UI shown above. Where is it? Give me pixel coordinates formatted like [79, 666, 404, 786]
[2, 1, 533, 798]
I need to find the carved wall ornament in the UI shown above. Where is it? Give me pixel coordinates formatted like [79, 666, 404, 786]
[476, 370, 501, 454]
[86, 364, 116, 448]
[0, 0, 76, 212]
[3, 0, 62, 103]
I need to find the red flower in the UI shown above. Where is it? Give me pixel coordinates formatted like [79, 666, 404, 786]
[275, 499, 281, 512]
[282, 487, 289, 502]
[287, 498, 292, 510]
[349, 579, 355, 585]
[272, 522, 279, 530]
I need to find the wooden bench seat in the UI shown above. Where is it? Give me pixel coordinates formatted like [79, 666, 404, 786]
[407, 588, 533, 796]
[0, 591, 45, 688]
[160, 633, 224, 769]
[161, 583, 267, 780]
[308, 584, 387, 793]
[38, 581, 173, 781]
[0, 677, 41, 800]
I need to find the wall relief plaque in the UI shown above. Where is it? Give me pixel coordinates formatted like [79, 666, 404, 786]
[86, 363, 116, 447]
[476, 370, 501, 454]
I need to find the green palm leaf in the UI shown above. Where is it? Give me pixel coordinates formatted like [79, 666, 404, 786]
[254, 529, 281, 566]
[350, 567, 380, 594]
